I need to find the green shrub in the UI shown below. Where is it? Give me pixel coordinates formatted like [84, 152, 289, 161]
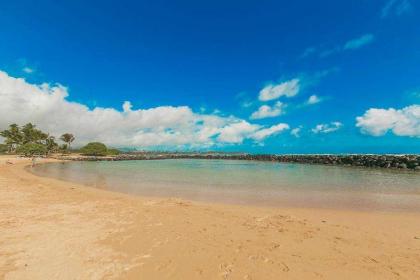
[80, 142, 108, 156]
[16, 143, 47, 157]
[0, 144, 8, 154]
[107, 148, 121, 156]
[59, 144, 70, 154]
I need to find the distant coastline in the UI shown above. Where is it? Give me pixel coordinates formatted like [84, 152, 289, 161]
[54, 152, 420, 171]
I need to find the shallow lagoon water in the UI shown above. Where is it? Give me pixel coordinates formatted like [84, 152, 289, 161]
[31, 159, 420, 211]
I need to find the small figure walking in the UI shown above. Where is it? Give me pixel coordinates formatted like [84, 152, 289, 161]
[31, 156, 36, 167]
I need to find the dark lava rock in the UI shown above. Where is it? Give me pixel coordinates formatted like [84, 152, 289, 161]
[56, 153, 420, 171]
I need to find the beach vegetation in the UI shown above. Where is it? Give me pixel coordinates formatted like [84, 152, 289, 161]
[80, 142, 108, 156]
[0, 124, 23, 152]
[60, 133, 75, 150]
[16, 143, 48, 157]
[107, 148, 121, 155]
[59, 144, 70, 154]
[0, 123, 75, 156]
[45, 136, 59, 155]
[0, 144, 8, 154]
[21, 123, 48, 144]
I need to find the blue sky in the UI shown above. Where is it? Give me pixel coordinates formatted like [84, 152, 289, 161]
[0, 0, 419, 153]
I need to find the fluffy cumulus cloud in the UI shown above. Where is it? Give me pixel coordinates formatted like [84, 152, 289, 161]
[250, 101, 284, 120]
[0, 70, 290, 148]
[258, 79, 300, 101]
[356, 105, 420, 137]
[312, 122, 343, 134]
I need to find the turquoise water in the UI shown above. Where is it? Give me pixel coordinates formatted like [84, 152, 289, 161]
[31, 159, 420, 211]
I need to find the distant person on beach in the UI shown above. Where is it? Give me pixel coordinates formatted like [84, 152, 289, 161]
[31, 157, 36, 167]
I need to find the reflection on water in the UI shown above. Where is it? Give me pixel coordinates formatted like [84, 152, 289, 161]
[31, 159, 420, 211]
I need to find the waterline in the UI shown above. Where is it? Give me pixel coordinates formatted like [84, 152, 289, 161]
[31, 159, 420, 211]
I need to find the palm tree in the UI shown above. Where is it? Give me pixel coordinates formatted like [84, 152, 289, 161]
[60, 133, 75, 150]
[45, 135, 59, 155]
[0, 124, 23, 152]
[21, 123, 48, 144]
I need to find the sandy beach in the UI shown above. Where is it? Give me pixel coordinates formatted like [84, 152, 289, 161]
[1, 155, 420, 279]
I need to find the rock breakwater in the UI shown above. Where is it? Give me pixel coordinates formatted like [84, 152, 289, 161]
[56, 153, 420, 170]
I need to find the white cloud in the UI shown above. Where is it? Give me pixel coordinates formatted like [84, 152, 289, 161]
[22, 67, 34, 74]
[290, 126, 302, 138]
[306, 94, 321, 105]
[0, 70, 290, 148]
[312, 122, 343, 134]
[258, 79, 300, 101]
[250, 123, 290, 141]
[216, 121, 289, 143]
[250, 101, 284, 120]
[303, 34, 374, 59]
[343, 34, 375, 50]
[216, 121, 259, 144]
[381, 0, 412, 18]
[356, 105, 420, 137]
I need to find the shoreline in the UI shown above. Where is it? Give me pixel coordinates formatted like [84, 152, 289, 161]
[29, 158, 420, 213]
[1, 155, 420, 279]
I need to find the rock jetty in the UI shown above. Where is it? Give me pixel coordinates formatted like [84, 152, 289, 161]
[57, 153, 420, 171]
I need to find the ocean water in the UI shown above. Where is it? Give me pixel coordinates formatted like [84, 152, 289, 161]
[31, 159, 420, 211]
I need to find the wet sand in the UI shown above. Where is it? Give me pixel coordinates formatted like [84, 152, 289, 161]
[1, 155, 420, 279]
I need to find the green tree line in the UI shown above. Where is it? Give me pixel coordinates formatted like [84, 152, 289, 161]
[0, 123, 74, 156]
[0, 123, 120, 157]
